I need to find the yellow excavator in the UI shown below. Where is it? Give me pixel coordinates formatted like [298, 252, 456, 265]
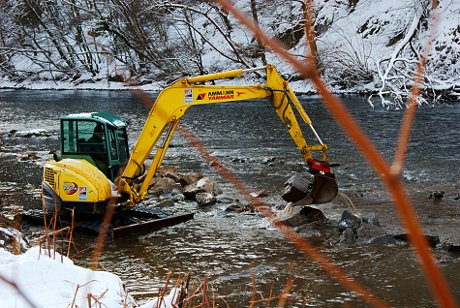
[42, 65, 338, 217]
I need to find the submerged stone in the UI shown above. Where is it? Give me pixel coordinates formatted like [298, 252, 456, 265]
[338, 210, 361, 232]
[279, 206, 326, 227]
[339, 228, 356, 245]
[369, 234, 397, 245]
[195, 192, 216, 207]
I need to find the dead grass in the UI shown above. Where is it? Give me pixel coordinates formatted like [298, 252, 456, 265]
[150, 268, 298, 308]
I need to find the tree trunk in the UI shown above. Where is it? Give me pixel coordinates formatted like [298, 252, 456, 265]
[250, 0, 267, 66]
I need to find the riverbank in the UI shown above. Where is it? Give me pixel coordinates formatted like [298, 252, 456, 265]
[0, 78, 165, 92]
[2, 76, 459, 112]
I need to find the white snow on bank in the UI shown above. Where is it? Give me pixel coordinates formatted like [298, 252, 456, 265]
[9, 129, 51, 137]
[0, 72, 317, 94]
[0, 246, 136, 307]
[0, 246, 184, 308]
[0, 78, 165, 92]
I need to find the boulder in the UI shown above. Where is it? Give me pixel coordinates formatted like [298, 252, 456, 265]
[0, 213, 22, 230]
[300, 206, 326, 222]
[0, 225, 29, 253]
[183, 176, 222, 200]
[150, 177, 178, 196]
[162, 171, 182, 184]
[231, 157, 246, 163]
[356, 223, 386, 244]
[394, 233, 440, 248]
[339, 228, 356, 245]
[19, 151, 40, 161]
[282, 175, 312, 203]
[280, 206, 326, 227]
[439, 242, 460, 254]
[195, 192, 216, 207]
[225, 199, 246, 213]
[179, 172, 204, 187]
[155, 199, 175, 208]
[171, 188, 186, 202]
[369, 234, 397, 245]
[158, 166, 178, 177]
[250, 189, 268, 198]
[338, 210, 361, 232]
[428, 191, 444, 200]
[159, 188, 185, 203]
[263, 157, 276, 164]
[361, 213, 380, 227]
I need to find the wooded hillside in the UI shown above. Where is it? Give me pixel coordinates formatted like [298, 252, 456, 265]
[1, 1, 459, 106]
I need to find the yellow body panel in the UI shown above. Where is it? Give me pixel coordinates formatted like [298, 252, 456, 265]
[43, 158, 112, 203]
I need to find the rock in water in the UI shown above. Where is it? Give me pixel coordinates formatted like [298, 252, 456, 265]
[280, 206, 326, 227]
[183, 176, 222, 200]
[195, 192, 216, 207]
[338, 210, 361, 232]
[339, 228, 356, 245]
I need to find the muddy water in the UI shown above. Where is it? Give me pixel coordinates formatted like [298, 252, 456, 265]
[0, 90, 459, 306]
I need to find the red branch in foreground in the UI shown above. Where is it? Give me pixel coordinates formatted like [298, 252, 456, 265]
[212, 0, 456, 307]
[177, 126, 388, 307]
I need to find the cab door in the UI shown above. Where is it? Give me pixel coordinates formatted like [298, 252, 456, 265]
[106, 127, 130, 180]
[61, 119, 110, 177]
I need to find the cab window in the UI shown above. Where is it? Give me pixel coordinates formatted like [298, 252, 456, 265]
[82, 122, 105, 153]
[62, 120, 106, 154]
[108, 127, 118, 160]
[62, 120, 77, 153]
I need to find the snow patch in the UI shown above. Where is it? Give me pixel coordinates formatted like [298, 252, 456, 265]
[0, 246, 136, 308]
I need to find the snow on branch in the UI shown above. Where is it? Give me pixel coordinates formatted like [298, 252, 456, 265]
[370, 5, 424, 109]
[370, 1, 458, 109]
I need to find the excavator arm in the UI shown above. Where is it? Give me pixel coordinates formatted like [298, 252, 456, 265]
[116, 65, 337, 208]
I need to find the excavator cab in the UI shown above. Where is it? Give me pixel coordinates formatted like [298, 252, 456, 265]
[59, 112, 130, 181]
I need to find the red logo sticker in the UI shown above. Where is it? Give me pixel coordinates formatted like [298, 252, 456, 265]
[63, 182, 78, 195]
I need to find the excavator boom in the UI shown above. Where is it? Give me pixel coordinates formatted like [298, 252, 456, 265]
[116, 65, 338, 208]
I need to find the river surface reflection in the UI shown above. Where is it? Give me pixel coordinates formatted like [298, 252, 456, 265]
[0, 89, 459, 306]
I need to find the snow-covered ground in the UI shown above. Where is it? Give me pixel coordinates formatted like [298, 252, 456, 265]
[0, 246, 176, 308]
[1, 0, 458, 105]
[0, 246, 134, 307]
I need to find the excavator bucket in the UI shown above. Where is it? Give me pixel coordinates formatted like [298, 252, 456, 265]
[282, 173, 338, 205]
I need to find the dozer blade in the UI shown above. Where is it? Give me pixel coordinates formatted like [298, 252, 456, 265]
[282, 173, 338, 205]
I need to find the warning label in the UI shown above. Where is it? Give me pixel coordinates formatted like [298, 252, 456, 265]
[78, 186, 87, 201]
[184, 89, 193, 103]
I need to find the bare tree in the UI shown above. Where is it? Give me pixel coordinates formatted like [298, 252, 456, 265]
[1, 0, 456, 97]
[249, 0, 267, 65]
[370, 1, 459, 108]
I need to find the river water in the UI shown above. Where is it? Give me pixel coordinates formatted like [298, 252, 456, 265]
[0, 89, 459, 307]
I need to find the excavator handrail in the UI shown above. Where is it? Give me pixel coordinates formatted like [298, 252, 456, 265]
[186, 66, 267, 84]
